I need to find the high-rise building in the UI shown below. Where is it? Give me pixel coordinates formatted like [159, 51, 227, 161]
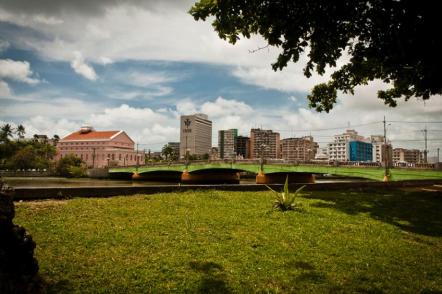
[327, 129, 366, 161]
[393, 148, 422, 164]
[349, 141, 373, 161]
[218, 129, 238, 159]
[180, 114, 212, 158]
[250, 129, 280, 159]
[280, 136, 318, 161]
[235, 136, 250, 159]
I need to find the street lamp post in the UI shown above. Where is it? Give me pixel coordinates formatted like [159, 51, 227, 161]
[185, 148, 190, 170]
[259, 143, 267, 173]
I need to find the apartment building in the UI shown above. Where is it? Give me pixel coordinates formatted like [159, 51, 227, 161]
[327, 130, 366, 161]
[280, 136, 318, 161]
[249, 129, 280, 159]
[235, 136, 250, 159]
[218, 129, 238, 159]
[393, 148, 422, 164]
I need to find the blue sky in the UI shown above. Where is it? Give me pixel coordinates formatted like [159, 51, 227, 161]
[0, 0, 441, 156]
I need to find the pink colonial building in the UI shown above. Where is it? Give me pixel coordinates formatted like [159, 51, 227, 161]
[56, 126, 143, 168]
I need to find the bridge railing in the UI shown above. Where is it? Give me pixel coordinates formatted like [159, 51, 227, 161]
[115, 159, 439, 170]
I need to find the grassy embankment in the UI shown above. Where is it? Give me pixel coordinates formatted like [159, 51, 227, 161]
[15, 189, 442, 293]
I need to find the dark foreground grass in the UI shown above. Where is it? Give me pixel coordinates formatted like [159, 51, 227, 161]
[15, 189, 442, 293]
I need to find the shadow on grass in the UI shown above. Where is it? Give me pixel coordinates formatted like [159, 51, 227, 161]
[307, 189, 442, 237]
[40, 278, 73, 294]
[189, 261, 231, 294]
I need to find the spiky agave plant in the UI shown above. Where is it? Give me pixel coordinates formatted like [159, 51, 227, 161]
[266, 176, 305, 211]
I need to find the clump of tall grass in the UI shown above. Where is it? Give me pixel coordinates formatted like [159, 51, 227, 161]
[266, 176, 305, 211]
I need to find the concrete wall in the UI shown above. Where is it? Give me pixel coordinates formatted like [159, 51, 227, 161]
[12, 179, 442, 201]
[0, 171, 51, 177]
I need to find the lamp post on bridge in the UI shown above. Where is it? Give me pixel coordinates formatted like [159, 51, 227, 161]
[259, 143, 267, 173]
[185, 148, 190, 170]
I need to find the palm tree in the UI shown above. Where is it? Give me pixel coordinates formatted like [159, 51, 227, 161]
[161, 144, 174, 161]
[16, 124, 25, 140]
[0, 124, 13, 142]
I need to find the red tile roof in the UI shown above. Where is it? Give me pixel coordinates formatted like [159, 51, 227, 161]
[62, 130, 121, 141]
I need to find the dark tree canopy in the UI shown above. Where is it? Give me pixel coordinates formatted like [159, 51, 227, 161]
[190, 0, 441, 112]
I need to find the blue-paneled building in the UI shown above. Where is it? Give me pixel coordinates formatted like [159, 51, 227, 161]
[349, 141, 373, 161]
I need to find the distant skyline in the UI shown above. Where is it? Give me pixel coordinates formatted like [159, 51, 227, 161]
[0, 0, 441, 155]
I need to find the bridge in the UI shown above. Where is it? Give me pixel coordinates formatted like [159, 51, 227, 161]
[107, 161, 395, 184]
[108, 161, 442, 184]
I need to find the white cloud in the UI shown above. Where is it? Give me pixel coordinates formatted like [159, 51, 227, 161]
[0, 80, 11, 97]
[85, 104, 182, 147]
[2, 97, 102, 119]
[70, 51, 97, 80]
[289, 96, 298, 102]
[176, 100, 198, 115]
[108, 86, 173, 101]
[99, 56, 113, 65]
[0, 59, 39, 84]
[200, 96, 253, 118]
[232, 64, 318, 93]
[33, 15, 64, 25]
[126, 72, 177, 87]
[283, 108, 325, 131]
[23, 116, 79, 138]
[0, 39, 9, 52]
[89, 104, 167, 127]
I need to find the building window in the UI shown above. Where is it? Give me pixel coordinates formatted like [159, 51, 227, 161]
[86, 154, 88, 160]
[119, 154, 122, 160]
[112, 154, 115, 160]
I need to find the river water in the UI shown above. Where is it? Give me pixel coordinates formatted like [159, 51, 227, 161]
[3, 176, 370, 188]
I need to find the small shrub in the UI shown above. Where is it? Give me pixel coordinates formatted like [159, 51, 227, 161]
[56, 154, 84, 177]
[266, 176, 305, 211]
[68, 165, 87, 178]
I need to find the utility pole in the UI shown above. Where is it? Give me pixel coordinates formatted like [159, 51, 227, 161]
[423, 127, 428, 163]
[383, 116, 390, 181]
[437, 148, 440, 163]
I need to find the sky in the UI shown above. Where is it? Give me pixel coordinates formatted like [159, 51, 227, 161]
[0, 0, 441, 157]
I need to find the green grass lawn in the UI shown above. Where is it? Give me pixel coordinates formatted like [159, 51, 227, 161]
[15, 189, 442, 293]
